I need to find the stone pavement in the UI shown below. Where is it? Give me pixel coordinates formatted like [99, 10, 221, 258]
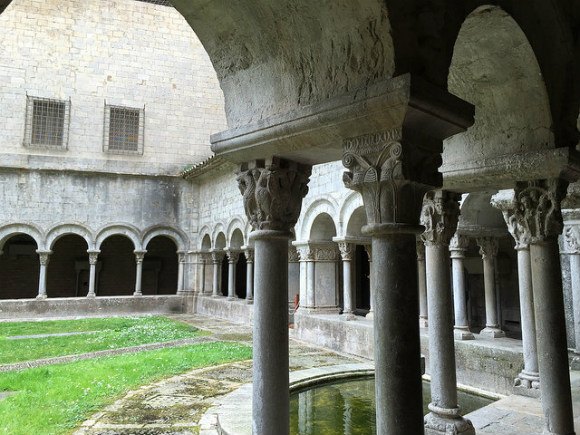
[74, 315, 580, 435]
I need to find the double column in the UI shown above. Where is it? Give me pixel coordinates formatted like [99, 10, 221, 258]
[236, 157, 311, 435]
[337, 241, 355, 320]
[514, 179, 574, 434]
[476, 237, 505, 338]
[421, 190, 474, 435]
[226, 250, 240, 300]
[210, 249, 224, 297]
[242, 246, 254, 303]
[449, 234, 474, 340]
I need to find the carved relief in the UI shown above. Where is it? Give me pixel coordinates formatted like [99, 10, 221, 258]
[237, 158, 311, 232]
[564, 225, 580, 254]
[341, 128, 440, 227]
[449, 234, 469, 252]
[477, 237, 498, 260]
[337, 242, 353, 261]
[364, 244, 372, 261]
[88, 250, 100, 266]
[37, 251, 51, 266]
[134, 250, 146, 264]
[491, 191, 531, 249]
[244, 249, 254, 263]
[513, 179, 568, 243]
[314, 247, 339, 262]
[226, 250, 240, 263]
[420, 190, 460, 246]
[211, 251, 225, 263]
[297, 246, 314, 262]
[288, 247, 300, 263]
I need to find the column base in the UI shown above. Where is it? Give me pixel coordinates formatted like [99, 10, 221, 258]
[419, 317, 428, 328]
[424, 410, 475, 435]
[133, 292, 142, 297]
[246, 298, 254, 305]
[341, 312, 357, 321]
[454, 327, 474, 340]
[86, 293, 96, 299]
[479, 327, 505, 339]
[227, 296, 237, 301]
[36, 294, 47, 300]
[514, 371, 541, 398]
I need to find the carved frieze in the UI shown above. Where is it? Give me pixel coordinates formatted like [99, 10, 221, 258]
[420, 190, 460, 247]
[513, 179, 568, 243]
[297, 246, 314, 262]
[314, 247, 339, 262]
[564, 225, 580, 254]
[237, 157, 311, 232]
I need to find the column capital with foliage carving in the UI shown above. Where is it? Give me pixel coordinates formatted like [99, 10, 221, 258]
[477, 237, 498, 260]
[420, 190, 461, 247]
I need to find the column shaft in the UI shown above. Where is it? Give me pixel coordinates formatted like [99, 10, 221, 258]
[87, 250, 99, 298]
[373, 233, 424, 435]
[246, 260, 254, 302]
[417, 241, 428, 327]
[177, 257, 185, 292]
[306, 259, 315, 309]
[478, 238, 505, 338]
[450, 249, 473, 340]
[228, 261, 236, 299]
[571, 253, 580, 353]
[134, 262, 143, 296]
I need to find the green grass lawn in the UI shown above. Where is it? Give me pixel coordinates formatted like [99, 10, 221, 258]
[0, 316, 204, 364]
[0, 341, 252, 435]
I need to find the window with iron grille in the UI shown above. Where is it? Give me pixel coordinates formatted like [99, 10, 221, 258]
[23, 96, 70, 149]
[103, 104, 145, 155]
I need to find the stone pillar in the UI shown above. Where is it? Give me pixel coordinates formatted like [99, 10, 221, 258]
[342, 128, 444, 435]
[421, 190, 475, 435]
[491, 190, 540, 391]
[364, 244, 374, 319]
[87, 249, 100, 298]
[211, 250, 224, 297]
[243, 247, 254, 303]
[514, 179, 574, 435]
[133, 250, 146, 296]
[36, 250, 51, 299]
[176, 251, 186, 294]
[338, 241, 355, 320]
[476, 237, 505, 338]
[236, 157, 311, 435]
[417, 239, 428, 328]
[449, 234, 474, 340]
[226, 250, 240, 300]
[296, 244, 313, 311]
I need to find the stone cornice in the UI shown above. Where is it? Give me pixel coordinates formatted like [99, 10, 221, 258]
[181, 155, 237, 181]
[211, 74, 473, 166]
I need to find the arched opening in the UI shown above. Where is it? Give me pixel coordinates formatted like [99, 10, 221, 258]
[144, 235, 178, 295]
[47, 234, 89, 298]
[345, 206, 371, 315]
[0, 234, 39, 299]
[98, 235, 136, 296]
[443, 6, 553, 188]
[230, 228, 246, 299]
[215, 232, 227, 297]
[201, 234, 213, 294]
[309, 213, 337, 242]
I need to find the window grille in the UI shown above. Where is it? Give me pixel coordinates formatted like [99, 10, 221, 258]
[23, 96, 70, 149]
[134, 0, 173, 6]
[103, 104, 145, 155]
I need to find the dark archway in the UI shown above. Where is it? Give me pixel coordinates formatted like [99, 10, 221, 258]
[98, 235, 136, 296]
[47, 234, 89, 298]
[0, 234, 39, 299]
[144, 235, 178, 295]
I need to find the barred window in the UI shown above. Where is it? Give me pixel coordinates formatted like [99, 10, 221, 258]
[24, 96, 70, 149]
[103, 104, 145, 155]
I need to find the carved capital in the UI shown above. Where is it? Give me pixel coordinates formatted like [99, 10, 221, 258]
[237, 157, 311, 232]
[134, 250, 147, 264]
[297, 246, 314, 262]
[491, 190, 531, 249]
[564, 225, 580, 254]
[314, 246, 339, 262]
[211, 250, 225, 263]
[364, 244, 372, 262]
[342, 128, 441, 229]
[337, 242, 354, 261]
[416, 239, 425, 261]
[449, 234, 469, 257]
[88, 249, 100, 265]
[36, 250, 52, 266]
[226, 250, 240, 263]
[513, 179, 568, 243]
[202, 252, 212, 263]
[177, 251, 187, 263]
[244, 249, 254, 263]
[477, 237, 498, 260]
[420, 190, 460, 246]
[288, 246, 300, 263]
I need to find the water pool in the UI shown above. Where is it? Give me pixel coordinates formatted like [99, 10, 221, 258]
[290, 378, 493, 435]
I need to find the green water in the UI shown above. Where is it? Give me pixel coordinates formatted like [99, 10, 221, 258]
[289, 379, 493, 435]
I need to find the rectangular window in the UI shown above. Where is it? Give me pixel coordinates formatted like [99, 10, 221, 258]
[23, 96, 70, 149]
[103, 104, 145, 155]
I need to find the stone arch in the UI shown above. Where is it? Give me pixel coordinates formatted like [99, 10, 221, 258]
[142, 225, 188, 252]
[95, 223, 142, 251]
[0, 223, 44, 251]
[45, 223, 95, 251]
[338, 192, 364, 237]
[309, 213, 337, 242]
[299, 198, 339, 241]
[214, 230, 227, 250]
[198, 226, 212, 250]
[443, 5, 554, 186]
[229, 228, 245, 250]
[226, 217, 246, 248]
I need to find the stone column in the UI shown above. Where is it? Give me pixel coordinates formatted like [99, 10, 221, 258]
[564, 224, 580, 358]
[306, 246, 316, 309]
[199, 253, 207, 294]
[236, 157, 311, 435]
[421, 190, 475, 435]
[244, 247, 254, 303]
[476, 237, 505, 338]
[338, 241, 355, 320]
[226, 250, 240, 300]
[36, 250, 51, 299]
[342, 129, 443, 435]
[133, 250, 146, 296]
[514, 179, 574, 435]
[176, 251, 186, 294]
[449, 234, 474, 340]
[296, 244, 313, 311]
[364, 244, 374, 319]
[211, 250, 224, 297]
[87, 249, 100, 298]
[417, 239, 428, 328]
[492, 190, 540, 391]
